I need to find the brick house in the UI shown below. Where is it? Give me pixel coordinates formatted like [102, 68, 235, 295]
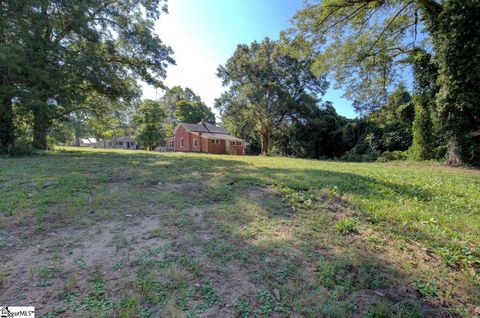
[165, 120, 246, 155]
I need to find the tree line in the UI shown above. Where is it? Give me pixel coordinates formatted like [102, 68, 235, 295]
[215, 0, 480, 165]
[2, 1, 479, 166]
[286, 0, 480, 165]
[214, 38, 415, 161]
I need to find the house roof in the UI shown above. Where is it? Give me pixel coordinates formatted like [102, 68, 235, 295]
[108, 136, 136, 142]
[173, 122, 247, 143]
[179, 122, 229, 134]
[191, 132, 245, 142]
[80, 138, 97, 144]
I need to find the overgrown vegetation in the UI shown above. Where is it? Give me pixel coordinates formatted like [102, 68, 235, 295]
[287, 0, 480, 165]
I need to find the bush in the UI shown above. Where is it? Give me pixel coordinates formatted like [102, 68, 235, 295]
[432, 145, 448, 160]
[376, 150, 408, 162]
[340, 151, 378, 162]
[0, 142, 34, 156]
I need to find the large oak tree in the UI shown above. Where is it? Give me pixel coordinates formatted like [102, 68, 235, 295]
[1, 0, 174, 150]
[216, 38, 328, 155]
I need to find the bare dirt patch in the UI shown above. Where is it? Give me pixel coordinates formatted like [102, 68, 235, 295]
[157, 181, 203, 192]
[243, 185, 277, 201]
[0, 216, 168, 313]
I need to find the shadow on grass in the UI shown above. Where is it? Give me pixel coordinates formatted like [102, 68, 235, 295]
[1, 149, 468, 316]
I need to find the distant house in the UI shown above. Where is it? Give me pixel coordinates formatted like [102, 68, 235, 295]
[98, 137, 138, 150]
[166, 120, 246, 155]
[68, 138, 97, 147]
[79, 138, 97, 147]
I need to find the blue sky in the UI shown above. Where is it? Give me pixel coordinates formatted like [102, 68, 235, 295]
[143, 0, 357, 119]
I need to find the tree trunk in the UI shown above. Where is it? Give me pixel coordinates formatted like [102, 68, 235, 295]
[75, 134, 80, 147]
[0, 95, 15, 149]
[260, 130, 271, 156]
[446, 138, 461, 166]
[32, 108, 50, 150]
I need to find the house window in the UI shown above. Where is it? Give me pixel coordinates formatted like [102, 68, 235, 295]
[169, 140, 174, 148]
[230, 141, 235, 146]
[236, 141, 242, 146]
[118, 142, 123, 146]
[180, 138, 184, 148]
[211, 139, 220, 144]
[193, 139, 198, 147]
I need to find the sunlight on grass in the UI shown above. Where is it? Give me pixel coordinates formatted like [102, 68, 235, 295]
[1, 147, 479, 317]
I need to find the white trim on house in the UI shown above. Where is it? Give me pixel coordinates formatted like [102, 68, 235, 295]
[99, 137, 137, 150]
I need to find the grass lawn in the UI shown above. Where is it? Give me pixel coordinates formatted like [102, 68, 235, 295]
[1, 147, 479, 317]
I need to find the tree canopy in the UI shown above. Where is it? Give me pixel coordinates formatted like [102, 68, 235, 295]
[174, 100, 215, 125]
[134, 100, 166, 151]
[216, 37, 328, 155]
[0, 0, 174, 150]
[288, 0, 480, 165]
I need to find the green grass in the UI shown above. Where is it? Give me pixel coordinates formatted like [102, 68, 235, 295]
[1, 147, 479, 317]
[335, 218, 358, 235]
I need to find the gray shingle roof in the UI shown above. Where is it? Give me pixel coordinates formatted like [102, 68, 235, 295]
[113, 136, 136, 142]
[180, 122, 229, 134]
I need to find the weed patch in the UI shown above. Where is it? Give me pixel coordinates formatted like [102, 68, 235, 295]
[335, 218, 358, 235]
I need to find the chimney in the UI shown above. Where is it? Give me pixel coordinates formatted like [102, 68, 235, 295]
[201, 118, 206, 126]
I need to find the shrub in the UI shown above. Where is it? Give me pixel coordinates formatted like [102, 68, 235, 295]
[413, 281, 438, 298]
[377, 150, 408, 162]
[0, 142, 34, 156]
[340, 151, 378, 162]
[432, 145, 448, 161]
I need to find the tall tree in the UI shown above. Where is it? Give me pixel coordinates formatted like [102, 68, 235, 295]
[433, 1, 480, 165]
[217, 38, 328, 155]
[0, 1, 27, 150]
[161, 86, 203, 117]
[408, 49, 437, 160]
[174, 100, 215, 124]
[215, 92, 261, 153]
[134, 100, 166, 151]
[69, 111, 89, 147]
[158, 86, 208, 136]
[288, 0, 480, 165]
[2, 0, 174, 150]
